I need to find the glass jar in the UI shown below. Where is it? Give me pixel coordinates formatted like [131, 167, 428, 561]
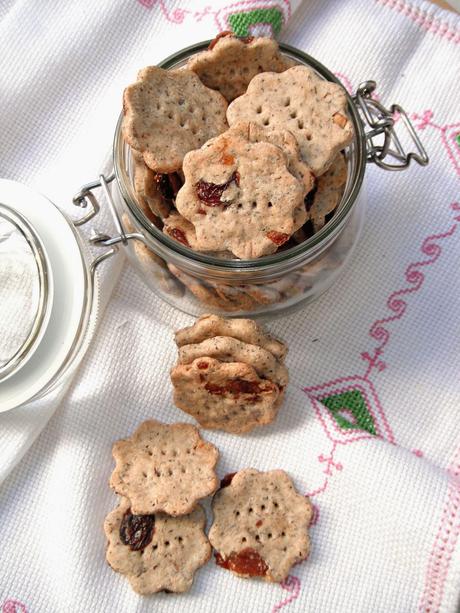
[0, 180, 99, 412]
[74, 41, 428, 319]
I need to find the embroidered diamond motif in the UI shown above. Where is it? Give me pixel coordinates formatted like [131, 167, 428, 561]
[304, 376, 395, 445]
[319, 389, 377, 435]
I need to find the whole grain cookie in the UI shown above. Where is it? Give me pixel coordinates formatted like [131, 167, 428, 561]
[133, 156, 172, 220]
[175, 314, 287, 361]
[104, 497, 211, 594]
[178, 336, 289, 387]
[171, 357, 283, 434]
[110, 420, 219, 516]
[122, 213, 184, 297]
[209, 469, 312, 582]
[227, 66, 353, 176]
[175, 122, 306, 258]
[247, 123, 314, 195]
[163, 212, 200, 250]
[188, 34, 294, 102]
[309, 153, 347, 231]
[123, 66, 228, 173]
[168, 264, 250, 313]
[211, 282, 256, 313]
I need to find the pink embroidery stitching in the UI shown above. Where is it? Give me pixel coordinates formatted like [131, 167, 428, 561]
[376, 0, 460, 44]
[362, 222, 458, 378]
[214, 0, 291, 31]
[272, 575, 301, 613]
[419, 445, 460, 611]
[304, 203, 458, 499]
[1, 601, 27, 613]
[137, 0, 292, 30]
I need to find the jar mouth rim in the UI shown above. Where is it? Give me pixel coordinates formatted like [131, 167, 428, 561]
[113, 40, 366, 271]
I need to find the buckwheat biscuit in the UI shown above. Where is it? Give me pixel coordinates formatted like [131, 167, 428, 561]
[178, 336, 289, 387]
[168, 265, 252, 313]
[227, 66, 353, 176]
[163, 212, 200, 250]
[209, 469, 312, 582]
[309, 153, 347, 232]
[212, 282, 257, 313]
[123, 66, 228, 173]
[247, 123, 314, 195]
[122, 213, 183, 297]
[104, 497, 211, 594]
[133, 156, 172, 220]
[110, 420, 219, 516]
[175, 314, 287, 362]
[188, 34, 295, 102]
[171, 357, 283, 434]
[175, 122, 306, 258]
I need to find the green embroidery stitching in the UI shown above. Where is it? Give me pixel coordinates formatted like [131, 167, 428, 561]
[228, 8, 284, 37]
[320, 390, 377, 435]
[455, 132, 460, 149]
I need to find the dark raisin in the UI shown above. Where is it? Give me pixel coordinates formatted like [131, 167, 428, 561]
[195, 171, 239, 206]
[166, 227, 190, 247]
[155, 173, 182, 201]
[119, 509, 155, 551]
[220, 472, 237, 488]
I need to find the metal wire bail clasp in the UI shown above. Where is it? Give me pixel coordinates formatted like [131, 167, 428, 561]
[354, 81, 429, 171]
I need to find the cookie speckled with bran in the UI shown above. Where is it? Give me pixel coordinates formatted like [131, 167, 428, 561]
[123, 66, 228, 173]
[188, 34, 295, 102]
[104, 497, 211, 594]
[309, 153, 347, 231]
[110, 420, 219, 516]
[171, 357, 284, 434]
[175, 121, 307, 259]
[178, 335, 289, 387]
[175, 314, 287, 361]
[227, 65, 353, 176]
[209, 469, 312, 582]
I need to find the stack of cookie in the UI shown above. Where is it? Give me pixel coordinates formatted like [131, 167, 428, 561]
[104, 421, 312, 594]
[105, 420, 219, 594]
[170, 314, 288, 433]
[121, 33, 352, 310]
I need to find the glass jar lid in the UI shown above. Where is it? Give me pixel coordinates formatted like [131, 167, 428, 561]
[0, 203, 50, 381]
[0, 180, 94, 412]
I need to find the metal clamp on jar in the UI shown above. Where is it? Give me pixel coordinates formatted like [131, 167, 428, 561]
[72, 42, 428, 319]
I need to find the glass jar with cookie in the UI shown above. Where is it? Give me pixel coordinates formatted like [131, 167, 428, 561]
[74, 34, 428, 318]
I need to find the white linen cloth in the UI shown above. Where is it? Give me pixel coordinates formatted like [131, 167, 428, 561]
[1, 0, 460, 611]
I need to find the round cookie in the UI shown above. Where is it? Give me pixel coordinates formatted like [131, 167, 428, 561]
[175, 122, 307, 259]
[178, 336, 289, 387]
[188, 34, 295, 102]
[104, 497, 211, 594]
[110, 420, 219, 516]
[175, 314, 287, 362]
[171, 357, 283, 434]
[123, 66, 228, 173]
[309, 153, 347, 231]
[209, 469, 312, 582]
[163, 211, 200, 250]
[167, 264, 250, 313]
[227, 65, 353, 177]
[132, 155, 172, 220]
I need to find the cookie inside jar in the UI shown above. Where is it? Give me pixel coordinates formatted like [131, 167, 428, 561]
[116, 33, 362, 316]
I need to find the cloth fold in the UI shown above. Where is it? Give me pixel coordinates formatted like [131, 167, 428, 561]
[1, 0, 459, 611]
